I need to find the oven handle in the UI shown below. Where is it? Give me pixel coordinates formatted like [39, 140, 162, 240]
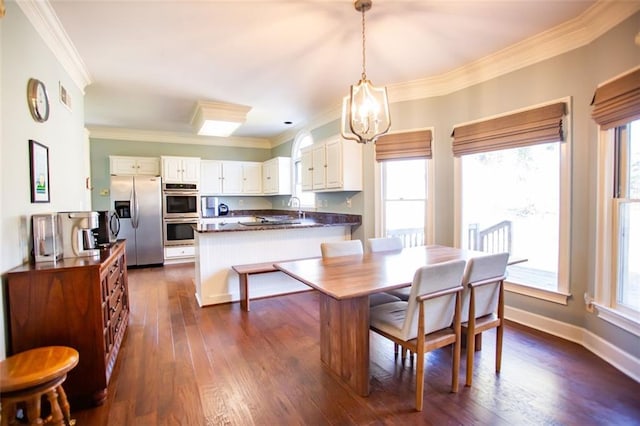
[163, 191, 200, 196]
[164, 218, 199, 224]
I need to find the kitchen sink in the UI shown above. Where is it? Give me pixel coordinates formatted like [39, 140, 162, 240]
[239, 218, 301, 226]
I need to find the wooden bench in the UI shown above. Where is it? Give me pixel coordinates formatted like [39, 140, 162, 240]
[232, 258, 315, 311]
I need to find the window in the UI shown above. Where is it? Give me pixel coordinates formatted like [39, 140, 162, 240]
[593, 67, 640, 334]
[381, 159, 427, 247]
[453, 101, 570, 302]
[613, 122, 640, 313]
[375, 129, 433, 247]
[291, 131, 315, 208]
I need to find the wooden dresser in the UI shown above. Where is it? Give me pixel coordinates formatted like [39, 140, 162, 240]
[4, 240, 129, 407]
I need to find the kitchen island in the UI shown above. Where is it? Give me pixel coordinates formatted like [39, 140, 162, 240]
[194, 211, 361, 307]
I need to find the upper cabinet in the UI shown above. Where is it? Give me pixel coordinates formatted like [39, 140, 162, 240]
[109, 156, 160, 176]
[161, 156, 200, 184]
[200, 160, 262, 195]
[200, 160, 223, 195]
[262, 157, 291, 195]
[301, 138, 362, 192]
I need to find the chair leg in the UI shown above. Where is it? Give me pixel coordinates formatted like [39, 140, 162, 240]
[452, 340, 460, 393]
[394, 343, 399, 359]
[415, 351, 425, 412]
[466, 328, 475, 387]
[496, 322, 504, 373]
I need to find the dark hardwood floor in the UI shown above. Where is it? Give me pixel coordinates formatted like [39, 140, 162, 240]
[72, 263, 640, 425]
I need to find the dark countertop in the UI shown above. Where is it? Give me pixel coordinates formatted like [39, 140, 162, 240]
[195, 210, 361, 233]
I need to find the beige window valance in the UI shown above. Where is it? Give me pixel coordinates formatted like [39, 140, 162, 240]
[591, 67, 640, 130]
[451, 102, 566, 157]
[375, 129, 432, 161]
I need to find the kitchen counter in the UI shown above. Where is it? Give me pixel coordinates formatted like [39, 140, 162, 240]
[193, 211, 361, 307]
[195, 216, 361, 233]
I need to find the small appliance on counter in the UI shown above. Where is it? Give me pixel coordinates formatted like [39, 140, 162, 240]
[93, 210, 120, 247]
[59, 211, 100, 258]
[218, 203, 229, 216]
[31, 213, 63, 263]
[201, 196, 219, 218]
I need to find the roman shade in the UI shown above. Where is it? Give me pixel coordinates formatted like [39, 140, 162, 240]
[375, 129, 432, 161]
[451, 102, 566, 157]
[591, 67, 640, 130]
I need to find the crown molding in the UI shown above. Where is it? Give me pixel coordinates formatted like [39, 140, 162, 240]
[88, 126, 272, 149]
[17, 0, 92, 92]
[276, 0, 640, 145]
[389, 0, 640, 102]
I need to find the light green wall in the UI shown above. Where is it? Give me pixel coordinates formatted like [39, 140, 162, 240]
[1, 2, 88, 359]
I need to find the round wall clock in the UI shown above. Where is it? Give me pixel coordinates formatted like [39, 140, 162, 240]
[27, 78, 50, 122]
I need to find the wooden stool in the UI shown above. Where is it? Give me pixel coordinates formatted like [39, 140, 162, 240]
[1, 346, 79, 426]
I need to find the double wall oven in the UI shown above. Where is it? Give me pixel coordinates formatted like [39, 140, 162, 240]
[162, 183, 199, 247]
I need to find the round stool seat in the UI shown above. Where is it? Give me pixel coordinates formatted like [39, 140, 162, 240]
[1, 346, 79, 426]
[0, 346, 79, 392]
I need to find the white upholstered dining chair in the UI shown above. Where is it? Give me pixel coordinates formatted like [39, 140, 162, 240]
[320, 240, 363, 258]
[460, 252, 509, 387]
[369, 259, 467, 411]
[366, 236, 403, 253]
[320, 240, 401, 307]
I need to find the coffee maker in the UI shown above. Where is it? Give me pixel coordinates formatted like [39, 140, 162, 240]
[59, 211, 100, 258]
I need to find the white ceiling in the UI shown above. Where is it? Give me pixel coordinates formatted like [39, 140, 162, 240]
[48, 0, 605, 143]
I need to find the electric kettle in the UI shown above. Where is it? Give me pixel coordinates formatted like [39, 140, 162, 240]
[218, 203, 229, 216]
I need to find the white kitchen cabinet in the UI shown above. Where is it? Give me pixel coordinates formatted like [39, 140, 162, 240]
[301, 149, 313, 191]
[262, 157, 291, 195]
[200, 160, 223, 195]
[161, 156, 201, 184]
[200, 161, 262, 195]
[300, 138, 362, 192]
[109, 156, 160, 176]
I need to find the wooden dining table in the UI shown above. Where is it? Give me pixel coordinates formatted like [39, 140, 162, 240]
[274, 244, 489, 397]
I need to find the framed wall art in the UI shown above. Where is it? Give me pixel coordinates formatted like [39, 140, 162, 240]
[29, 139, 50, 203]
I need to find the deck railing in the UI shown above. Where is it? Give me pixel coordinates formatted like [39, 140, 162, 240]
[386, 228, 425, 248]
[468, 220, 512, 254]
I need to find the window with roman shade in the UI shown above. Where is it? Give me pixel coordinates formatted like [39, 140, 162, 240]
[375, 129, 432, 161]
[591, 67, 640, 130]
[451, 102, 567, 157]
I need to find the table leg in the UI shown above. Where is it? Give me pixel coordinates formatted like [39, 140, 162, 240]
[318, 294, 370, 396]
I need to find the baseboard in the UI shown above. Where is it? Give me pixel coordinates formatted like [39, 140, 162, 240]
[505, 306, 640, 383]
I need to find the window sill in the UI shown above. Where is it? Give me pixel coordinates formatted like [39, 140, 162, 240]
[505, 281, 571, 305]
[592, 303, 640, 337]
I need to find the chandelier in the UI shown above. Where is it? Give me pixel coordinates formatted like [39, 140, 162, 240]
[340, 0, 391, 144]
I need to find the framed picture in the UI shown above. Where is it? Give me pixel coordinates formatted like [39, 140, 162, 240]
[29, 139, 50, 203]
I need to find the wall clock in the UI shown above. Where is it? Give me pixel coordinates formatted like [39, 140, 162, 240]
[27, 78, 50, 122]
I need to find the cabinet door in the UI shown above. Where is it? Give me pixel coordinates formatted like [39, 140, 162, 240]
[135, 158, 160, 176]
[181, 158, 201, 183]
[162, 157, 183, 183]
[110, 157, 138, 175]
[301, 148, 313, 191]
[325, 139, 343, 189]
[200, 160, 223, 194]
[262, 159, 277, 194]
[222, 162, 244, 194]
[312, 145, 326, 190]
[242, 163, 262, 194]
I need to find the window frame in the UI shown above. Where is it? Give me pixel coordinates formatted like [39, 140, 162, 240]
[453, 98, 572, 305]
[594, 125, 640, 336]
[290, 130, 315, 208]
[374, 127, 435, 245]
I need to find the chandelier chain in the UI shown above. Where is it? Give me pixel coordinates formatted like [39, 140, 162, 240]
[361, 6, 367, 80]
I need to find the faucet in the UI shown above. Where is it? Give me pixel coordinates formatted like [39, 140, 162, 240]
[287, 196, 303, 219]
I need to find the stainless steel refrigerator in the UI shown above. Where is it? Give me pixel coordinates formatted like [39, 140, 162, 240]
[110, 175, 164, 266]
